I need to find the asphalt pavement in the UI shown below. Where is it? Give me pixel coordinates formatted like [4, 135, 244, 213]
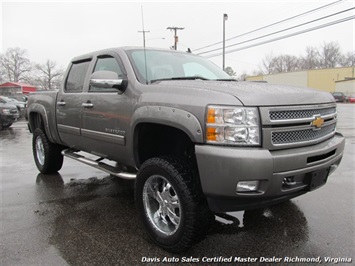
[0, 104, 354, 266]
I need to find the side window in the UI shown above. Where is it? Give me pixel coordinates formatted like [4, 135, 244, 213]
[89, 56, 124, 92]
[65, 60, 91, 93]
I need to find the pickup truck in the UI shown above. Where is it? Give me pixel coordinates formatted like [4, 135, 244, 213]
[27, 47, 345, 252]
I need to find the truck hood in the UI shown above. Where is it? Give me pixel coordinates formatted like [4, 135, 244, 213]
[154, 80, 335, 106]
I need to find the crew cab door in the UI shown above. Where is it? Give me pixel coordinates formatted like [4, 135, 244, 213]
[80, 54, 131, 163]
[56, 59, 91, 148]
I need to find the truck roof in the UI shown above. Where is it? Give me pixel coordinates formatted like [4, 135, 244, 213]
[71, 47, 185, 63]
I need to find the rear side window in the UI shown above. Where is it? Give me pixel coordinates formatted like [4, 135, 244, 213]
[65, 60, 91, 93]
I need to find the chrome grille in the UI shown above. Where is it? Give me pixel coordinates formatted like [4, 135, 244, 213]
[261, 103, 338, 150]
[269, 107, 336, 121]
[272, 124, 336, 145]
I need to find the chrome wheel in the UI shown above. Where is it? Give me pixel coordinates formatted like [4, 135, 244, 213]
[35, 136, 45, 166]
[143, 175, 181, 236]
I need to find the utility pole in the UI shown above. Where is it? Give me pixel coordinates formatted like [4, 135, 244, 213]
[167, 26, 184, 50]
[138, 30, 150, 47]
[222, 13, 228, 71]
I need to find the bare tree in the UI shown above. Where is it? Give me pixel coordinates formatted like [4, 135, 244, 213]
[300, 46, 319, 70]
[236, 72, 248, 81]
[262, 53, 300, 74]
[262, 53, 275, 74]
[339, 51, 355, 67]
[34, 60, 64, 90]
[272, 55, 299, 73]
[0, 67, 6, 83]
[0, 47, 32, 82]
[318, 42, 341, 69]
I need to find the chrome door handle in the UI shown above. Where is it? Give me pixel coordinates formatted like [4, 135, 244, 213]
[57, 101, 66, 106]
[82, 103, 94, 108]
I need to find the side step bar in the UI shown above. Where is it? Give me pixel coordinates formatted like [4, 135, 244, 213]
[61, 149, 137, 180]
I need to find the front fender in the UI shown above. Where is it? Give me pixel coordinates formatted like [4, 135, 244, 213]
[131, 106, 204, 143]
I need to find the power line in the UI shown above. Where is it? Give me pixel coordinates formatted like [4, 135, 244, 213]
[205, 15, 355, 58]
[194, 0, 345, 52]
[198, 7, 354, 55]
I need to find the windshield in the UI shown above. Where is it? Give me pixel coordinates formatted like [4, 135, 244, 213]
[126, 49, 232, 84]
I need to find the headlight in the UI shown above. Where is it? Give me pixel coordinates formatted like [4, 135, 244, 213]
[2, 109, 11, 114]
[206, 106, 261, 146]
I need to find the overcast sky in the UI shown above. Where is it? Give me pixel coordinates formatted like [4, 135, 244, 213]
[1, 0, 354, 75]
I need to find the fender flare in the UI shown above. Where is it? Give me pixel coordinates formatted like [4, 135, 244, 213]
[28, 103, 54, 143]
[131, 105, 204, 143]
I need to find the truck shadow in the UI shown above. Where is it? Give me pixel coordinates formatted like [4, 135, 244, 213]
[34, 173, 309, 265]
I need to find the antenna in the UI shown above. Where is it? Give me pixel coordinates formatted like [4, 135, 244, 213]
[139, 6, 149, 84]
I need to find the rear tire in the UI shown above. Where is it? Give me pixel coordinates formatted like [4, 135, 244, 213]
[135, 156, 212, 253]
[32, 128, 64, 174]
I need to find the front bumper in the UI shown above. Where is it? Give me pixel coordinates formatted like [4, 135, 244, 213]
[195, 133, 345, 212]
[1, 113, 19, 124]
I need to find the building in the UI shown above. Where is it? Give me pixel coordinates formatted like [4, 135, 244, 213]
[246, 67, 355, 93]
[0, 82, 37, 95]
[335, 78, 355, 96]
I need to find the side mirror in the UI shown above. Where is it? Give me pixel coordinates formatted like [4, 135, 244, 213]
[89, 71, 127, 93]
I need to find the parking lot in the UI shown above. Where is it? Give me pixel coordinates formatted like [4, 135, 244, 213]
[1, 104, 354, 265]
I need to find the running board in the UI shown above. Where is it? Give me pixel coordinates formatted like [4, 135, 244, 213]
[61, 149, 137, 180]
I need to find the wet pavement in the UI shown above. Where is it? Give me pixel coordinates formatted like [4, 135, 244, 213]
[1, 104, 354, 266]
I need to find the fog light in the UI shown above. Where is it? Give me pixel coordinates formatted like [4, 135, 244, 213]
[237, 181, 259, 192]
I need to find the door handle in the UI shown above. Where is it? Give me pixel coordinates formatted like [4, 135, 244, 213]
[57, 101, 66, 106]
[82, 103, 94, 108]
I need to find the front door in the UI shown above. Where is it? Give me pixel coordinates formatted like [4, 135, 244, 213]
[80, 54, 131, 164]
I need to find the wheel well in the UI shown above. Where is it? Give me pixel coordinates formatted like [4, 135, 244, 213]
[135, 123, 195, 166]
[29, 112, 44, 132]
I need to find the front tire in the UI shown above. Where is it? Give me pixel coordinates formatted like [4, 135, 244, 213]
[32, 128, 64, 174]
[135, 156, 212, 253]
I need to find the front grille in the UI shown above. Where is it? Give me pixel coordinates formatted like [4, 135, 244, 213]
[272, 124, 336, 145]
[270, 107, 336, 121]
[10, 109, 18, 114]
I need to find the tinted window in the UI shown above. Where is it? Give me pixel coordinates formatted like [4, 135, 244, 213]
[89, 56, 124, 92]
[65, 60, 91, 93]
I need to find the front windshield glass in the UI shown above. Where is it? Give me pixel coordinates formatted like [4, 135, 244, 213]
[126, 49, 232, 84]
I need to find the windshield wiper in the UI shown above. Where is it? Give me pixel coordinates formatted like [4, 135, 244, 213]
[213, 78, 237, 81]
[150, 76, 209, 83]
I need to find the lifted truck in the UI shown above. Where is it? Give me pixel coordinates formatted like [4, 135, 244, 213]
[28, 47, 345, 252]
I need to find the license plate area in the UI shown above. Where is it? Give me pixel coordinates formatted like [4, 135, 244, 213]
[307, 167, 330, 191]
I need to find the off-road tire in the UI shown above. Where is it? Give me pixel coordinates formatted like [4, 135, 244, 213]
[32, 128, 64, 174]
[135, 156, 212, 253]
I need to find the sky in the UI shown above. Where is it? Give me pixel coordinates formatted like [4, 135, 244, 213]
[1, 0, 355, 76]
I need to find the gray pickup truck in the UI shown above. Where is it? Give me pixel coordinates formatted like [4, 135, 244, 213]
[28, 47, 345, 252]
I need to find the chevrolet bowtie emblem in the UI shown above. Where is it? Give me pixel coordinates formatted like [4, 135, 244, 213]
[311, 116, 324, 128]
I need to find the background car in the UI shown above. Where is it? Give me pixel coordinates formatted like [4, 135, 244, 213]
[8, 94, 28, 103]
[0, 102, 19, 130]
[347, 95, 355, 103]
[0, 96, 26, 118]
[331, 92, 347, 102]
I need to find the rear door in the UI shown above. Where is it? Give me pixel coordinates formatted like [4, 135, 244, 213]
[56, 59, 91, 148]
